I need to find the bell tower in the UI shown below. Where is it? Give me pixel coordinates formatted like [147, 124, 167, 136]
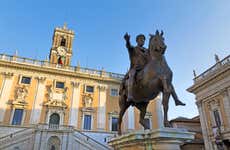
[49, 23, 75, 66]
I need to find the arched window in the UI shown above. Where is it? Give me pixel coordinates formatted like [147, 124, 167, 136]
[47, 136, 60, 150]
[60, 38, 66, 47]
[49, 113, 60, 129]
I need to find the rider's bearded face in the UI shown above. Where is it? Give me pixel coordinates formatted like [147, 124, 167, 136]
[137, 37, 145, 47]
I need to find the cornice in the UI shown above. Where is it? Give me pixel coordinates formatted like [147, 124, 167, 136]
[187, 65, 230, 94]
[0, 60, 122, 84]
[54, 28, 74, 35]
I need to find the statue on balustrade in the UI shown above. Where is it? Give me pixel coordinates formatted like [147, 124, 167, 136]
[118, 30, 185, 135]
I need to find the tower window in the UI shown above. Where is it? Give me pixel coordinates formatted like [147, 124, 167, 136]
[60, 38, 66, 47]
[12, 109, 24, 125]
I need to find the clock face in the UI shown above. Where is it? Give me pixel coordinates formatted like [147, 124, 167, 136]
[57, 46, 67, 56]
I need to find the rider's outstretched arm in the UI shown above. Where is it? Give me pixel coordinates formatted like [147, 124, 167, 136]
[124, 33, 134, 53]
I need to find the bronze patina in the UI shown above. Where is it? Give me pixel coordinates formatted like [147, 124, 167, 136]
[118, 30, 185, 135]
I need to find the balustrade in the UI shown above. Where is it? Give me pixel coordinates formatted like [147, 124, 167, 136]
[0, 53, 124, 80]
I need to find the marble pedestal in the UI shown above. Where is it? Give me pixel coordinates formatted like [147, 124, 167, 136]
[108, 128, 195, 150]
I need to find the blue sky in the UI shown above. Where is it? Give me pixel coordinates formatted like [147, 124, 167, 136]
[0, 0, 229, 119]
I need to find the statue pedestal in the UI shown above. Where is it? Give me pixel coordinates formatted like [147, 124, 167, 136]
[108, 128, 195, 150]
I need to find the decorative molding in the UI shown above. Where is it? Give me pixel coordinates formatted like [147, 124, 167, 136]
[44, 85, 68, 109]
[0, 59, 122, 84]
[15, 85, 28, 101]
[71, 81, 80, 88]
[195, 100, 202, 107]
[98, 85, 107, 91]
[108, 111, 119, 116]
[207, 103, 211, 110]
[219, 88, 229, 98]
[1, 72, 14, 78]
[46, 109, 65, 125]
[82, 95, 93, 108]
[11, 85, 29, 108]
[210, 99, 220, 108]
[35, 76, 46, 83]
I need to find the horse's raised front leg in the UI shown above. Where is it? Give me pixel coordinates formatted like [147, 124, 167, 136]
[136, 102, 149, 129]
[162, 92, 171, 127]
[170, 84, 185, 106]
[118, 94, 130, 135]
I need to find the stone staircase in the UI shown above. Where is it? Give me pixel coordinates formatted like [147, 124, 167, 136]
[73, 130, 112, 150]
[0, 127, 35, 150]
[0, 124, 112, 150]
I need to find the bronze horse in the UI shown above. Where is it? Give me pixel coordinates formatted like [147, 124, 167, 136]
[118, 30, 185, 135]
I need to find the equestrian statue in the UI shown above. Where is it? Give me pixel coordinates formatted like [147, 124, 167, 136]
[118, 30, 185, 135]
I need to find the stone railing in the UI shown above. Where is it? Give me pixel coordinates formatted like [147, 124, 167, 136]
[194, 55, 230, 82]
[0, 53, 124, 80]
[0, 128, 35, 147]
[74, 129, 112, 150]
[37, 123, 74, 131]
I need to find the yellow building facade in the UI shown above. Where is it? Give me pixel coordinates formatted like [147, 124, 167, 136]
[0, 24, 162, 150]
[188, 55, 230, 150]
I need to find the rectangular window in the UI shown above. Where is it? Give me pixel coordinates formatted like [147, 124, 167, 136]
[213, 110, 221, 127]
[111, 117, 118, 131]
[21, 76, 31, 84]
[144, 118, 150, 129]
[83, 115, 92, 130]
[110, 88, 118, 97]
[86, 85, 94, 93]
[12, 109, 23, 125]
[56, 81, 65, 89]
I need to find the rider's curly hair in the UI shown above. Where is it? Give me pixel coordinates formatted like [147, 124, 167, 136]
[136, 34, 145, 41]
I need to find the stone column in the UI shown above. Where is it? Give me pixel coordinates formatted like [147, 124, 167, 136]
[69, 82, 80, 127]
[30, 77, 46, 124]
[0, 72, 14, 122]
[97, 85, 107, 130]
[196, 101, 213, 150]
[127, 107, 135, 131]
[156, 95, 164, 128]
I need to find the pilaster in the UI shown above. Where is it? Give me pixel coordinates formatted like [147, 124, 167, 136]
[127, 106, 135, 131]
[30, 76, 46, 124]
[196, 101, 213, 150]
[0, 72, 14, 122]
[220, 89, 230, 128]
[156, 95, 164, 128]
[97, 85, 107, 130]
[69, 81, 80, 127]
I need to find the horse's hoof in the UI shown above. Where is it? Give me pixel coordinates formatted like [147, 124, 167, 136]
[175, 100, 186, 106]
[164, 122, 171, 127]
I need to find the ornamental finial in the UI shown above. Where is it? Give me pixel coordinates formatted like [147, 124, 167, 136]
[77, 61, 80, 67]
[15, 49, 18, 56]
[63, 22, 67, 29]
[193, 69, 197, 78]
[215, 54, 220, 63]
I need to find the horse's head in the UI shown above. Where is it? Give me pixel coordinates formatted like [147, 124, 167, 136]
[149, 30, 167, 57]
